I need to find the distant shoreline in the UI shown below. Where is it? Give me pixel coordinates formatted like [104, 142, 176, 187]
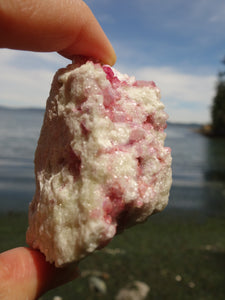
[0, 105, 205, 127]
[196, 124, 225, 139]
[0, 105, 45, 113]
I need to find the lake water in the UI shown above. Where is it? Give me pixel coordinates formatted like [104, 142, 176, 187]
[0, 107, 225, 216]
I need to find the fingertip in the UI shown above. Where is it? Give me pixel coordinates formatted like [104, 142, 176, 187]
[59, 46, 117, 66]
[103, 47, 117, 66]
[56, 0, 117, 66]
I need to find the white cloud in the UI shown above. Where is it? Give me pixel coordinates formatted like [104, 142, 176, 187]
[0, 49, 217, 123]
[134, 66, 215, 102]
[0, 50, 67, 107]
[0, 67, 53, 107]
[30, 52, 68, 65]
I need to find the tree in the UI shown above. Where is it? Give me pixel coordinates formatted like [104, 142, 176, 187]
[211, 58, 225, 136]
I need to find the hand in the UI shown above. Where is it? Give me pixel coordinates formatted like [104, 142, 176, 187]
[0, 0, 116, 65]
[0, 0, 116, 299]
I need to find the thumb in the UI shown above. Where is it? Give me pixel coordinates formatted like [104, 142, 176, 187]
[0, 247, 78, 300]
[0, 0, 116, 65]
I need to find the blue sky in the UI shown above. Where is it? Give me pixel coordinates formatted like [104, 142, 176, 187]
[1, 0, 225, 123]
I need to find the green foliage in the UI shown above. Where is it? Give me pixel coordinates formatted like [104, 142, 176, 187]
[211, 59, 225, 136]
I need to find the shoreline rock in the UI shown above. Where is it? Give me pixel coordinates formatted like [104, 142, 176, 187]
[196, 124, 225, 138]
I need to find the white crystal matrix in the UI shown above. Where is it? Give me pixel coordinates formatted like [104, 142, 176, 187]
[26, 61, 172, 267]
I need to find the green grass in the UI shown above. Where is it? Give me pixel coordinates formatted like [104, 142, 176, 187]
[0, 211, 225, 300]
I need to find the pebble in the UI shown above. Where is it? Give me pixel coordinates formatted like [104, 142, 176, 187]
[89, 276, 107, 294]
[115, 281, 150, 300]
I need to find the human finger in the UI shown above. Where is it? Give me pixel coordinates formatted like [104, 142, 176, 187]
[0, 0, 116, 65]
[0, 247, 78, 300]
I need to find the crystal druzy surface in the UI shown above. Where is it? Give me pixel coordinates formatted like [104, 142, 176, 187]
[26, 61, 172, 267]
